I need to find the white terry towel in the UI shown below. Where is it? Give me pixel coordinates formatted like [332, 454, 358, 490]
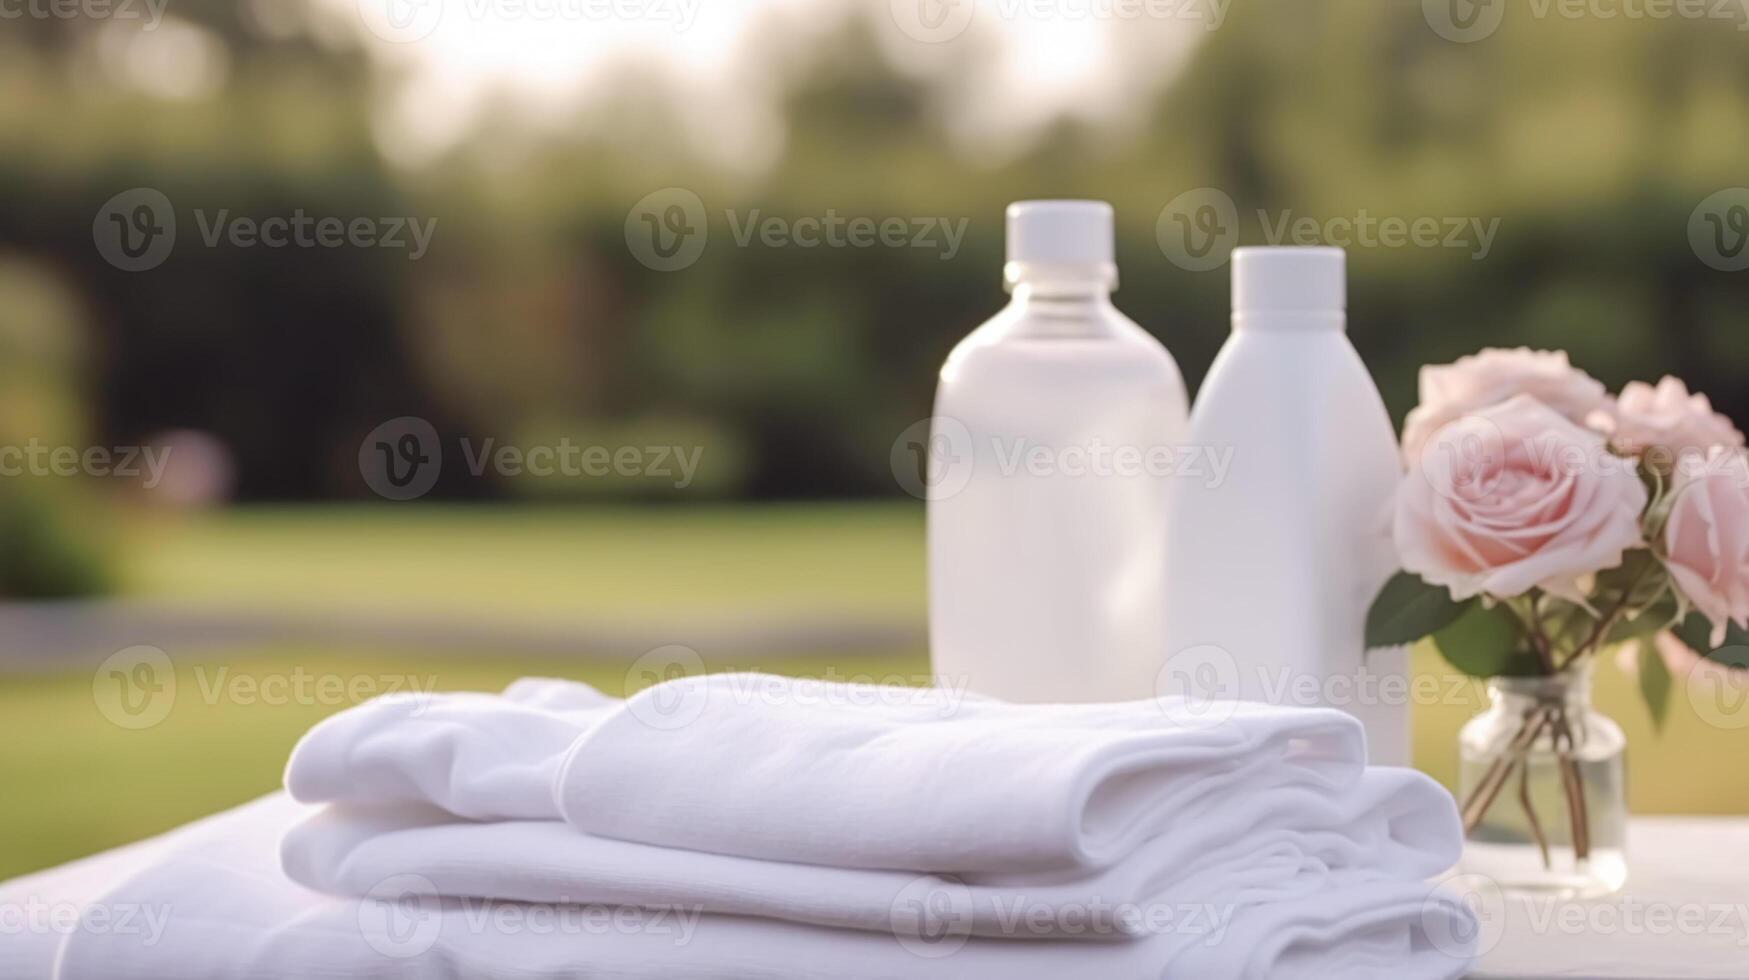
[286, 673, 1366, 872]
[281, 765, 1461, 941]
[56, 794, 1481, 980]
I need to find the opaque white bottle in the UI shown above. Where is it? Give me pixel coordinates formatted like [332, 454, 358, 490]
[1161, 247, 1409, 763]
[927, 201, 1188, 703]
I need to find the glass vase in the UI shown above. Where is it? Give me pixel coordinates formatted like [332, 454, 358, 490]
[1457, 663, 1628, 897]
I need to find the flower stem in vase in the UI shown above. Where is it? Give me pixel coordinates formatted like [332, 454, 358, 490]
[1517, 757, 1552, 870]
[1552, 709, 1592, 863]
[1459, 704, 1551, 833]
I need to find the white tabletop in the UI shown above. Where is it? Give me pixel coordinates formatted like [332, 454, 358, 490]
[1472, 817, 1749, 979]
[4, 814, 1745, 978]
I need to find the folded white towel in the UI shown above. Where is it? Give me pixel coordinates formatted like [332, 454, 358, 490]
[56, 794, 1479, 980]
[287, 674, 1366, 872]
[284, 678, 615, 821]
[281, 764, 1460, 941]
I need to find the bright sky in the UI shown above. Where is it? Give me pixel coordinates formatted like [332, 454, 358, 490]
[312, 0, 1210, 168]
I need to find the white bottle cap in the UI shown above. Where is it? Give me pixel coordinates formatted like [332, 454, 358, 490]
[1005, 201, 1116, 286]
[1232, 246, 1345, 313]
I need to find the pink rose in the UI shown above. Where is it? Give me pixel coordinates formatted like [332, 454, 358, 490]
[1588, 376, 1744, 461]
[1663, 450, 1749, 644]
[1396, 394, 1647, 601]
[1402, 348, 1608, 461]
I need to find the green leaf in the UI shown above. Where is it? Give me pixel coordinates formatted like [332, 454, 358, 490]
[1605, 589, 1679, 646]
[1431, 602, 1538, 678]
[1636, 639, 1673, 734]
[1672, 611, 1749, 669]
[1541, 596, 1595, 655]
[1366, 572, 1473, 649]
[1593, 549, 1667, 608]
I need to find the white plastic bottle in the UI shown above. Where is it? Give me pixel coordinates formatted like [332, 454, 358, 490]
[1161, 247, 1409, 764]
[927, 201, 1188, 703]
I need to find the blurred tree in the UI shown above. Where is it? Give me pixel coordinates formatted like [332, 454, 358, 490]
[0, 0, 1745, 506]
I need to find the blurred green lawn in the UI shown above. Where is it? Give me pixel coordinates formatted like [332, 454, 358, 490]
[3, 503, 1747, 882]
[117, 504, 928, 622]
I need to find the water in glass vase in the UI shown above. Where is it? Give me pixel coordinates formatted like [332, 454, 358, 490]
[1457, 666, 1628, 898]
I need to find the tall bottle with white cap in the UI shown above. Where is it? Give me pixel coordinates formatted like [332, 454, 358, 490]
[1162, 246, 1409, 763]
[927, 200, 1187, 703]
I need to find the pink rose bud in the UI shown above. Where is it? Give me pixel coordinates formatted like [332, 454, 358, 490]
[1664, 450, 1749, 646]
[1401, 348, 1609, 463]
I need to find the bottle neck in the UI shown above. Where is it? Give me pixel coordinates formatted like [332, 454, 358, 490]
[1002, 280, 1121, 338]
[1231, 310, 1346, 333]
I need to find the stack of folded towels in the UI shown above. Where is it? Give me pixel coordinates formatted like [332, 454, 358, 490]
[54, 673, 1479, 979]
